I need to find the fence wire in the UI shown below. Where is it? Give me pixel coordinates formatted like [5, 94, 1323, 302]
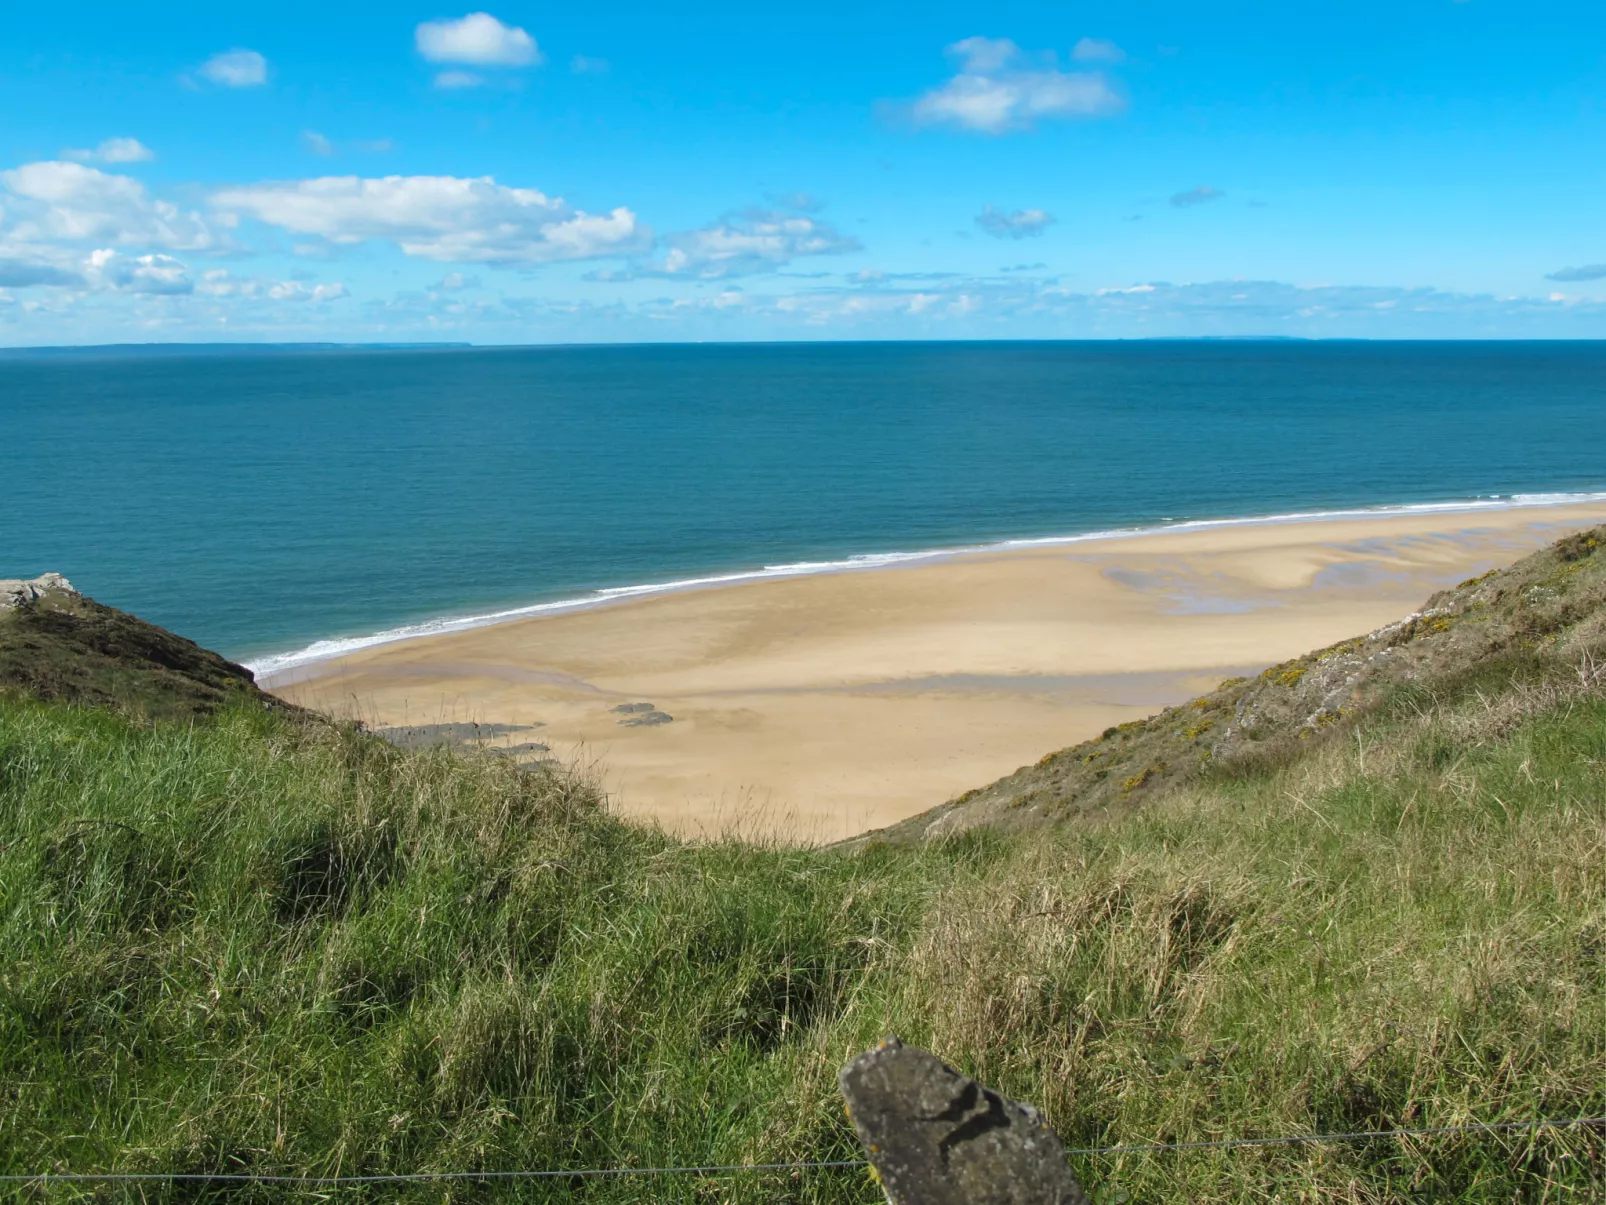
[1, 1114, 1599, 1186]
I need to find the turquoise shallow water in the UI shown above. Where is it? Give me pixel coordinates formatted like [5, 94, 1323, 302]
[2, 340, 1604, 668]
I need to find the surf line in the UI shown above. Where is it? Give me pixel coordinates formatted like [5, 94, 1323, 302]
[245, 489, 1606, 681]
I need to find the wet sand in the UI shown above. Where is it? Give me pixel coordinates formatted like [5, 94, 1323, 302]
[264, 503, 1606, 843]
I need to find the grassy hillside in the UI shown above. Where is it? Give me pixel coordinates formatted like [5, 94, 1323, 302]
[1, 544, 1603, 1201]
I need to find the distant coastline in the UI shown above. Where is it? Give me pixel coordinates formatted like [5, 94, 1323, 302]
[0, 342, 475, 358]
[16, 337, 1606, 356]
[247, 489, 1606, 679]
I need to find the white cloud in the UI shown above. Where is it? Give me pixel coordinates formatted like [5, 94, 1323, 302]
[435, 272, 479, 289]
[1170, 185, 1224, 208]
[975, 206, 1056, 239]
[0, 165, 215, 295]
[302, 130, 335, 156]
[432, 70, 485, 89]
[272, 280, 349, 302]
[210, 173, 647, 265]
[416, 13, 540, 66]
[197, 269, 348, 302]
[63, 137, 155, 165]
[945, 36, 1019, 73]
[1, 161, 216, 251]
[199, 49, 269, 88]
[909, 37, 1124, 133]
[86, 249, 193, 295]
[1071, 37, 1126, 63]
[650, 209, 861, 278]
[197, 268, 240, 295]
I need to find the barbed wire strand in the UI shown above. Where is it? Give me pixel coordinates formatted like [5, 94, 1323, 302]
[0, 1114, 1599, 1186]
[1062, 1115, 1606, 1157]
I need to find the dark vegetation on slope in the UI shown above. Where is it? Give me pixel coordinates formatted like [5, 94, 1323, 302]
[0, 584, 285, 722]
[861, 526, 1606, 844]
[0, 534, 1602, 1202]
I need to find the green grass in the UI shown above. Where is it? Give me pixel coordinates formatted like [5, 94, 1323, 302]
[0, 667, 1602, 1202]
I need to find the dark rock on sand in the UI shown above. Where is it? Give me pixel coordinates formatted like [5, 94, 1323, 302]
[619, 709, 673, 727]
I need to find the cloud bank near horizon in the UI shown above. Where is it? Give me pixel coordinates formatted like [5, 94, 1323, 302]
[1, 10, 1602, 347]
[6, 239, 1604, 344]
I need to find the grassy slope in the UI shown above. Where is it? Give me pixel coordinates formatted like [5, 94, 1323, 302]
[0, 551, 1604, 1200]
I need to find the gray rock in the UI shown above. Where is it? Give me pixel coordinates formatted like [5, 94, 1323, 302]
[0, 573, 75, 610]
[610, 702, 658, 714]
[618, 710, 673, 727]
[839, 1038, 1088, 1205]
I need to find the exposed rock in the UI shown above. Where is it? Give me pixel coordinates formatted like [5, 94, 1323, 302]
[840, 1038, 1088, 1205]
[0, 573, 75, 609]
[618, 709, 673, 727]
[610, 702, 658, 714]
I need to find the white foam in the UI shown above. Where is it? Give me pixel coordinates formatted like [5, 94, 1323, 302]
[245, 489, 1606, 680]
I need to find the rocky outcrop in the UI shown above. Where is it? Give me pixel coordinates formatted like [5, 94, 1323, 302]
[612, 702, 674, 726]
[619, 710, 673, 727]
[0, 573, 75, 609]
[0, 579, 292, 722]
[840, 1038, 1088, 1205]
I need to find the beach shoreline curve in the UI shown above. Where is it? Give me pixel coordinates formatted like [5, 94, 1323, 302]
[247, 489, 1606, 681]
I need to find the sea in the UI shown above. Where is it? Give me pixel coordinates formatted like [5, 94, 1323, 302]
[3, 340, 1604, 673]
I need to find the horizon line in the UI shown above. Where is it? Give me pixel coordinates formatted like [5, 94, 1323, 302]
[12, 334, 1606, 356]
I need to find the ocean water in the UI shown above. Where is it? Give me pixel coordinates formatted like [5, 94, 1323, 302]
[3, 340, 1604, 670]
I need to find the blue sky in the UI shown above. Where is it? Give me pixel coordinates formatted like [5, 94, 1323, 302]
[5, 0, 1606, 343]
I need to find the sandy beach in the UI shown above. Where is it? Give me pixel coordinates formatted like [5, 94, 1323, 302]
[264, 502, 1606, 843]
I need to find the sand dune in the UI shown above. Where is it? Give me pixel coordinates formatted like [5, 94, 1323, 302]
[265, 502, 1606, 843]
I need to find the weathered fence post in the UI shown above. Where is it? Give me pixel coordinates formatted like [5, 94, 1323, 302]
[839, 1037, 1090, 1205]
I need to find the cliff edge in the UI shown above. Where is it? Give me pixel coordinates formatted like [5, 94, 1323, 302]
[0, 573, 285, 721]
